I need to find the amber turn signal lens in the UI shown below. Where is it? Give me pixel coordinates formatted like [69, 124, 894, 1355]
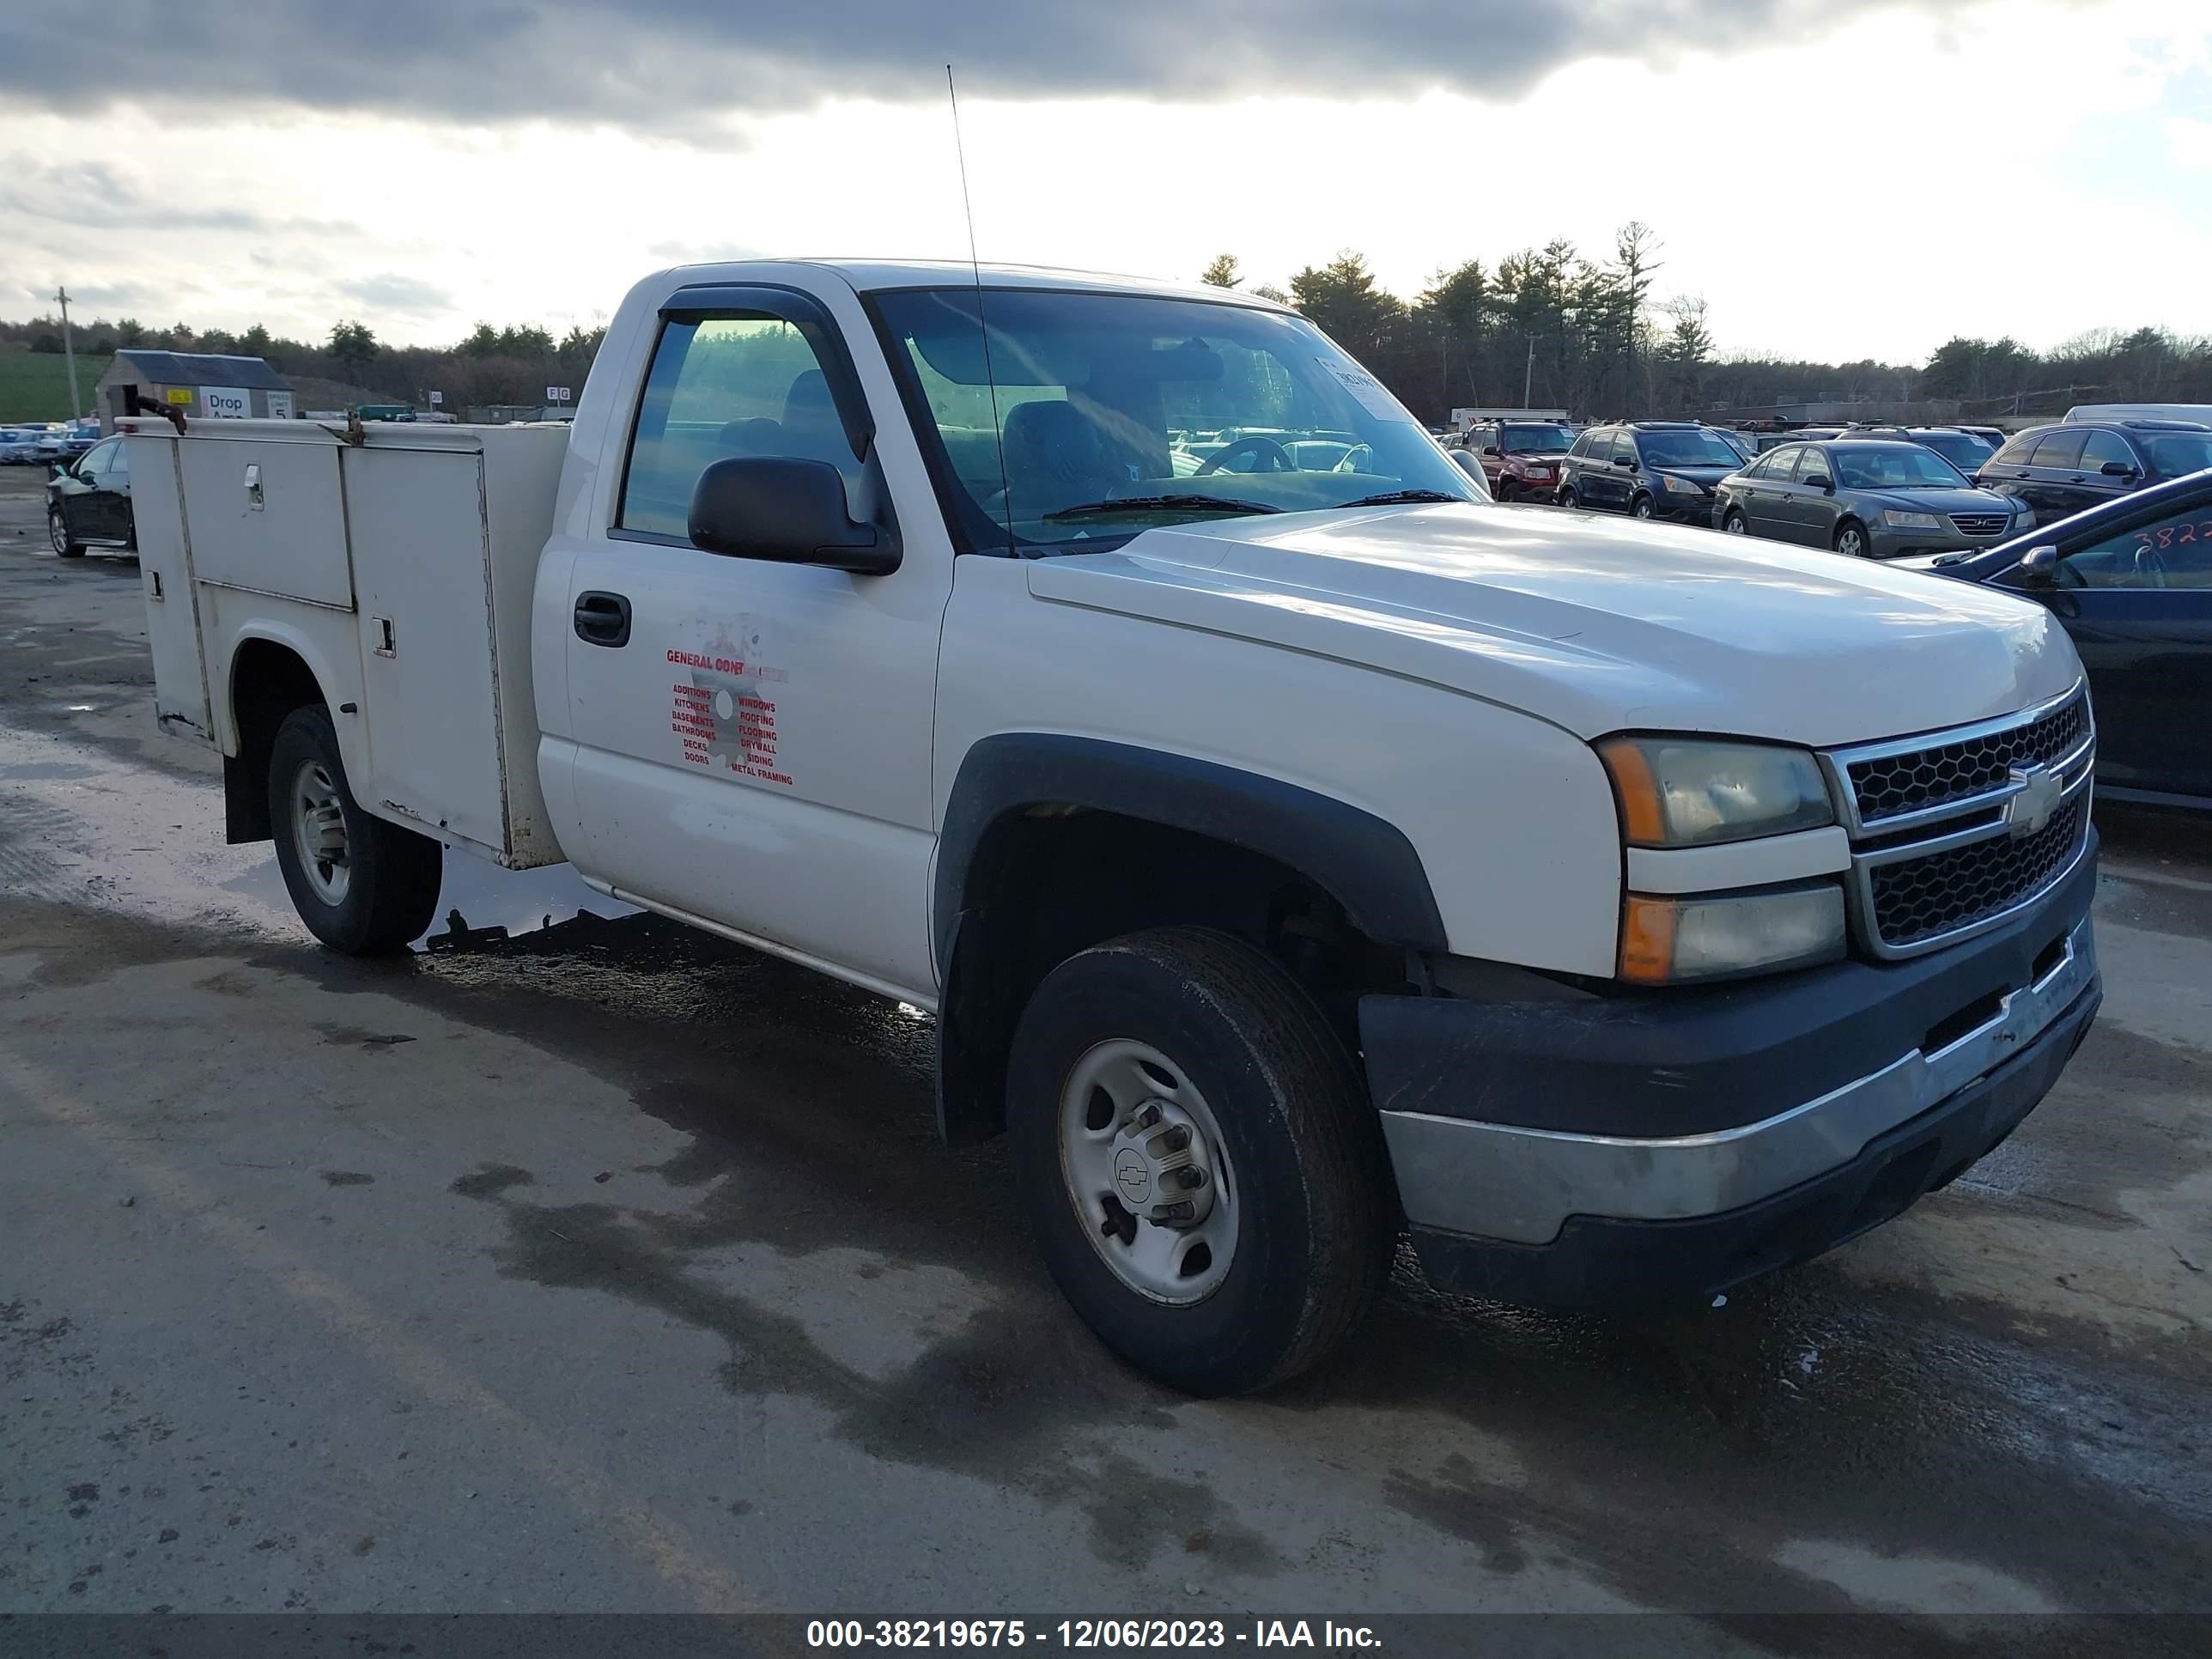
[1619, 895, 1679, 983]
[1598, 738, 1668, 846]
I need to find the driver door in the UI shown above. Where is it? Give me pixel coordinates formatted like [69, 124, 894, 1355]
[2011, 494, 2212, 795]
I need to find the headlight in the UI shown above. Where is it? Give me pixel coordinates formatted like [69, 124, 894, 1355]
[1620, 884, 1848, 983]
[1597, 736, 1835, 848]
[1883, 509, 1941, 530]
[1659, 473, 1704, 495]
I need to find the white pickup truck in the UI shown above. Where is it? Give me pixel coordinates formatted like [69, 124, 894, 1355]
[125, 260, 2102, 1394]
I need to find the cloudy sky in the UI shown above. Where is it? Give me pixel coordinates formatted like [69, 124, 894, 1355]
[1, 0, 2206, 365]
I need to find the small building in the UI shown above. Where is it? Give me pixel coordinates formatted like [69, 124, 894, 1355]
[94, 350, 295, 428]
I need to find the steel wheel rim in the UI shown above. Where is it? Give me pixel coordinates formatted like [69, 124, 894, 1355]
[290, 757, 352, 906]
[47, 509, 67, 555]
[1058, 1038, 1237, 1304]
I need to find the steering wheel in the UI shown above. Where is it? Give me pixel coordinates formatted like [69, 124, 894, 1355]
[2132, 543, 2171, 589]
[1195, 434, 1296, 476]
[1333, 443, 1376, 473]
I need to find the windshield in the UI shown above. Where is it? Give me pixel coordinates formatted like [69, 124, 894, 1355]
[1500, 423, 1572, 454]
[1637, 431, 1744, 468]
[871, 288, 1480, 552]
[2146, 434, 2212, 477]
[1832, 443, 1971, 489]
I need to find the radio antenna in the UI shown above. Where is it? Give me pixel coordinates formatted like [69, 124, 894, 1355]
[947, 64, 1014, 552]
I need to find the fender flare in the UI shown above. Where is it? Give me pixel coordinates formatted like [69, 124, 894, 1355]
[933, 733, 1448, 969]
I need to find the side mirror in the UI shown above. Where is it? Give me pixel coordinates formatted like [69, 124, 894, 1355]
[688, 456, 900, 575]
[1802, 472, 1833, 492]
[1614, 456, 1637, 468]
[2016, 544, 2059, 585]
[2100, 460, 2136, 478]
[1480, 445, 1498, 457]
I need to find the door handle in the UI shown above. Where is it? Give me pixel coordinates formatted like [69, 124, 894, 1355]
[574, 590, 632, 647]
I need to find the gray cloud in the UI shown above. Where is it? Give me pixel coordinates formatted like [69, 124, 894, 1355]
[0, 0, 1954, 128]
[0, 158, 358, 237]
[334, 271, 454, 313]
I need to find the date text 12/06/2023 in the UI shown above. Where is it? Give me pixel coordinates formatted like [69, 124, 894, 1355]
[668, 641, 792, 787]
[805, 1620, 1383, 1649]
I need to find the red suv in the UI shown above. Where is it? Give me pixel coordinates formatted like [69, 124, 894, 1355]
[1463, 420, 1576, 502]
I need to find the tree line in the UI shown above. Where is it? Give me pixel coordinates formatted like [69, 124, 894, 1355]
[6, 222, 2209, 422]
[0, 313, 607, 410]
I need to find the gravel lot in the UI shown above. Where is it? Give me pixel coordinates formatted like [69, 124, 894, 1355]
[2, 465, 2208, 1641]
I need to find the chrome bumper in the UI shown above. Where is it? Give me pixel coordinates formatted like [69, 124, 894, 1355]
[1380, 915, 2097, 1247]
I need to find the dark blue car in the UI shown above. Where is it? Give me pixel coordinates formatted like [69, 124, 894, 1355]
[1902, 469, 2212, 810]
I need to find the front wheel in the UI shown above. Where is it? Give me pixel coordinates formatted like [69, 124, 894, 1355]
[1631, 494, 1656, 520]
[1834, 520, 1869, 558]
[1008, 927, 1391, 1396]
[267, 704, 443, 955]
[48, 507, 83, 559]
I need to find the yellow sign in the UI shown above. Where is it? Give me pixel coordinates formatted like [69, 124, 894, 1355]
[164, 388, 193, 404]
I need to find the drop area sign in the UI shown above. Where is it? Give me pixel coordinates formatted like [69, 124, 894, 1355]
[200, 386, 252, 418]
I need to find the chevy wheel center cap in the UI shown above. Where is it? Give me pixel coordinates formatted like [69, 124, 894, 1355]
[1113, 1148, 1152, 1205]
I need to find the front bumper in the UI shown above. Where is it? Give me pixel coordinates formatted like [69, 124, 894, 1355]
[1865, 519, 2029, 559]
[1362, 852, 2100, 1308]
[1650, 491, 1714, 523]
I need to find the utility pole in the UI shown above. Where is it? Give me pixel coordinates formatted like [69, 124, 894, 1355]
[56, 287, 83, 421]
[1522, 333, 1536, 407]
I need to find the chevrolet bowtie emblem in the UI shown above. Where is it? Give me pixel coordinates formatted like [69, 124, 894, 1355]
[2004, 764, 2063, 839]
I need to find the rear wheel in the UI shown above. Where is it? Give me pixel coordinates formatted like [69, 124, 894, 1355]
[1723, 509, 1749, 535]
[267, 704, 442, 955]
[1834, 520, 1869, 558]
[48, 507, 83, 559]
[1558, 487, 1580, 510]
[1008, 927, 1391, 1396]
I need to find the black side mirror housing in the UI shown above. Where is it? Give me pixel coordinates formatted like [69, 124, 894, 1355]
[1802, 473, 1833, 492]
[689, 457, 900, 575]
[2100, 460, 2136, 477]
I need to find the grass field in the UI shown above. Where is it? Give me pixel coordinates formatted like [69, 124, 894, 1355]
[0, 350, 113, 422]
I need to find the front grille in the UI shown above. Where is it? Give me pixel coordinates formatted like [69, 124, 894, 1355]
[1948, 513, 2008, 537]
[1868, 798, 2087, 949]
[1845, 691, 2087, 824]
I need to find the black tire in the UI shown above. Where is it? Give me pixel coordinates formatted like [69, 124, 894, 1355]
[1722, 509, 1749, 536]
[1557, 487, 1579, 509]
[1007, 927, 1391, 1396]
[1833, 519, 1869, 558]
[1631, 493, 1656, 520]
[49, 507, 84, 559]
[266, 704, 442, 955]
[1493, 477, 1516, 503]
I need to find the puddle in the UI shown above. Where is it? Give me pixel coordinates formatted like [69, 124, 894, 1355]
[221, 845, 638, 950]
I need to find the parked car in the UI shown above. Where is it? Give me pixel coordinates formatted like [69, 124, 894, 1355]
[1906, 469, 2212, 809]
[63, 423, 101, 458]
[1554, 421, 1746, 521]
[1974, 420, 2212, 526]
[0, 426, 49, 465]
[1713, 438, 2032, 557]
[45, 434, 137, 559]
[1953, 425, 2009, 450]
[1462, 418, 1574, 500]
[1841, 424, 1997, 476]
[117, 257, 2101, 1394]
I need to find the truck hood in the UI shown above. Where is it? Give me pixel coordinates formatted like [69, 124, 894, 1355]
[1026, 501, 2079, 746]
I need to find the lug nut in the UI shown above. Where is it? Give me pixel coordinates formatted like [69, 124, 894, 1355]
[1152, 1200, 1195, 1224]
[1171, 1166, 1207, 1192]
[1128, 1104, 1164, 1132]
[1151, 1126, 1192, 1155]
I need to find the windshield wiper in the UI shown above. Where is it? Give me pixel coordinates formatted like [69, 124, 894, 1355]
[1333, 489, 1466, 508]
[1043, 495, 1281, 522]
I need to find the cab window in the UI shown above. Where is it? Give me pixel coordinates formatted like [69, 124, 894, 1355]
[80, 440, 122, 478]
[617, 315, 860, 539]
[2080, 430, 2135, 474]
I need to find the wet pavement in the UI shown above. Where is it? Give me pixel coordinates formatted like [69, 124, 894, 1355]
[2, 466, 2209, 1639]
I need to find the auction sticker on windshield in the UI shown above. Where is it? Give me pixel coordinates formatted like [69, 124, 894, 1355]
[1316, 359, 1404, 422]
